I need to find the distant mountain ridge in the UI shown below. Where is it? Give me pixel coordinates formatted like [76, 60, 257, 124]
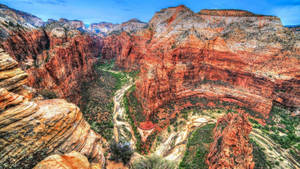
[0, 3, 147, 37]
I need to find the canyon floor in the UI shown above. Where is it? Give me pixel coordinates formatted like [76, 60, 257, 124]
[88, 61, 300, 169]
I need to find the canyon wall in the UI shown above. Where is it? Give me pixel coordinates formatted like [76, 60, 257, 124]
[107, 5, 300, 121]
[206, 113, 254, 169]
[0, 49, 105, 168]
[0, 5, 103, 103]
[88, 19, 147, 37]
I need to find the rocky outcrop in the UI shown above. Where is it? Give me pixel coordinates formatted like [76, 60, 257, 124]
[110, 18, 147, 34]
[0, 4, 43, 38]
[288, 25, 300, 39]
[0, 48, 27, 91]
[0, 50, 105, 168]
[46, 18, 87, 31]
[88, 19, 147, 36]
[105, 5, 300, 122]
[206, 113, 254, 169]
[89, 22, 118, 36]
[34, 151, 102, 169]
[0, 12, 103, 103]
[199, 9, 263, 16]
[25, 31, 101, 103]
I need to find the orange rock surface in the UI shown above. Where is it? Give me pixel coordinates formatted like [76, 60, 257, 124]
[105, 6, 300, 121]
[1, 23, 102, 104]
[206, 113, 254, 169]
[34, 151, 102, 169]
[0, 50, 105, 168]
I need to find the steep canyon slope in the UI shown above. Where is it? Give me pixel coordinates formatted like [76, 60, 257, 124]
[101, 6, 300, 168]
[0, 49, 105, 168]
[104, 6, 300, 123]
[0, 4, 102, 104]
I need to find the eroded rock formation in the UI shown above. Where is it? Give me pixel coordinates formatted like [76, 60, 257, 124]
[206, 113, 254, 169]
[34, 151, 102, 169]
[88, 19, 147, 37]
[0, 6, 103, 103]
[0, 50, 105, 168]
[105, 6, 300, 121]
[0, 4, 43, 38]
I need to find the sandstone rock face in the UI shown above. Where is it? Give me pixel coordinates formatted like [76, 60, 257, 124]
[106, 5, 300, 120]
[288, 25, 300, 39]
[0, 50, 105, 168]
[100, 32, 132, 60]
[34, 151, 101, 169]
[89, 22, 118, 36]
[46, 18, 87, 31]
[88, 19, 147, 37]
[111, 18, 147, 34]
[25, 31, 101, 103]
[0, 4, 148, 104]
[206, 113, 254, 169]
[0, 4, 43, 38]
[199, 9, 261, 16]
[0, 15, 103, 103]
[0, 48, 27, 91]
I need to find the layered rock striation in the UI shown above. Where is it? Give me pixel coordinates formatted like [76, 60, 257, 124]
[0, 50, 105, 168]
[105, 6, 300, 121]
[34, 151, 102, 169]
[206, 113, 254, 169]
[88, 19, 147, 36]
[0, 7, 103, 103]
[0, 4, 43, 38]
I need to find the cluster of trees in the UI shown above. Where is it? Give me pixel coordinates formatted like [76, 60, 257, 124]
[109, 141, 133, 165]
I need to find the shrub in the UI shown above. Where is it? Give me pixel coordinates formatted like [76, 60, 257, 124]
[250, 138, 271, 169]
[167, 126, 171, 133]
[109, 141, 133, 165]
[90, 121, 114, 141]
[179, 123, 215, 169]
[39, 89, 58, 99]
[130, 156, 175, 169]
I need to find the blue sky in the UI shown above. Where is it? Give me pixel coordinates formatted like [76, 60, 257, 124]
[0, 0, 299, 25]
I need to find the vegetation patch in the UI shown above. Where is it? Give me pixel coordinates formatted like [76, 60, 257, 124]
[81, 59, 140, 141]
[125, 86, 145, 123]
[249, 105, 300, 168]
[251, 105, 300, 150]
[123, 85, 157, 154]
[81, 59, 136, 141]
[123, 85, 143, 153]
[250, 138, 271, 169]
[179, 123, 215, 169]
[109, 141, 133, 165]
[39, 89, 58, 99]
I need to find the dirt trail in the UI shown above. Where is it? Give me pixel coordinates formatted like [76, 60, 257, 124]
[112, 76, 135, 145]
[250, 129, 300, 169]
[102, 69, 136, 148]
[153, 110, 224, 162]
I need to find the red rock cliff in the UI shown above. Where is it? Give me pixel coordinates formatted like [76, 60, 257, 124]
[0, 49, 105, 168]
[206, 112, 254, 169]
[105, 6, 300, 121]
[0, 21, 102, 103]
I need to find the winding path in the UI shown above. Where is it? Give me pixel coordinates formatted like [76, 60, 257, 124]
[103, 69, 136, 148]
[250, 129, 300, 169]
